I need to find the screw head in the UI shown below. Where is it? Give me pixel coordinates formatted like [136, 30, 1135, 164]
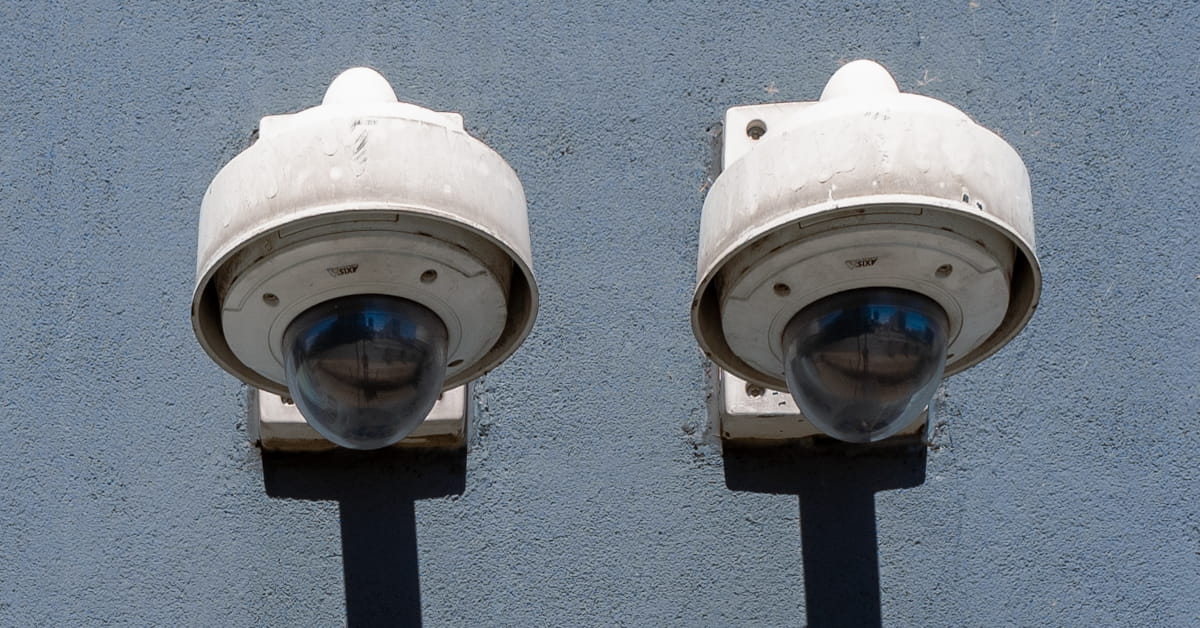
[746, 119, 767, 140]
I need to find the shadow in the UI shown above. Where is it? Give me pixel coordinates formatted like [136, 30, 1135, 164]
[262, 448, 466, 628]
[723, 436, 927, 628]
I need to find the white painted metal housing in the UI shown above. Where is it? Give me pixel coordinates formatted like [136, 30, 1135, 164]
[192, 68, 538, 400]
[693, 60, 1042, 394]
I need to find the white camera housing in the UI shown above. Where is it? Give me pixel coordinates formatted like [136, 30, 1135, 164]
[192, 68, 537, 413]
[693, 60, 1041, 437]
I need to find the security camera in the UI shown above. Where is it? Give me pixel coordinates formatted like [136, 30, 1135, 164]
[192, 68, 537, 450]
[692, 60, 1041, 443]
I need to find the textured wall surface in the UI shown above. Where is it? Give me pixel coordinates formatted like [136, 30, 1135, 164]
[1, 2, 1197, 626]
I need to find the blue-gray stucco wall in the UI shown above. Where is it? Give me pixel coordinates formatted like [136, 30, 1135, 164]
[1, 2, 1197, 625]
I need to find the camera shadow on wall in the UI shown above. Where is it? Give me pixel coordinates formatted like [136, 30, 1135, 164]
[261, 447, 466, 628]
[723, 437, 927, 628]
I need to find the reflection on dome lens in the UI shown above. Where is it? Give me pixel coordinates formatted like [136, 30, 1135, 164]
[782, 288, 949, 443]
[282, 294, 448, 450]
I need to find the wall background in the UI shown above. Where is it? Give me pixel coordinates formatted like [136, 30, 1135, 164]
[1, 1, 1197, 625]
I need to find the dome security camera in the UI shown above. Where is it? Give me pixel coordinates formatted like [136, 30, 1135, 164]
[692, 60, 1042, 444]
[192, 68, 537, 450]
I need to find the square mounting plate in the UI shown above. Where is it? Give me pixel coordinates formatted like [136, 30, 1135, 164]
[249, 384, 471, 452]
[722, 102, 817, 168]
[713, 368, 927, 443]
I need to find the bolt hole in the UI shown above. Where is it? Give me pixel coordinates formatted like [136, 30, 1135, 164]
[773, 283, 791, 296]
[935, 264, 953, 278]
[420, 269, 438, 284]
[962, 193, 970, 203]
[281, 396, 294, 406]
[262, 293, 279, 306]
[745, 383, 765, 397]
[976, 202, 984, 211]
[448, 359, 464, 368]
[746, 119, 767, 140]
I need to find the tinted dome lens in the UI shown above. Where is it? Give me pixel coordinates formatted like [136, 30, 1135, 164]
[782, 288, 949, 443]
[283, 294, 448, 450]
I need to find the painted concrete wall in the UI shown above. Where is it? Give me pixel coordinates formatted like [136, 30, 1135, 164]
[2, 2, 1197, 625]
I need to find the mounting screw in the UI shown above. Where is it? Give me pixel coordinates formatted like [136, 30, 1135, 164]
[746, 119, 767, 140]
